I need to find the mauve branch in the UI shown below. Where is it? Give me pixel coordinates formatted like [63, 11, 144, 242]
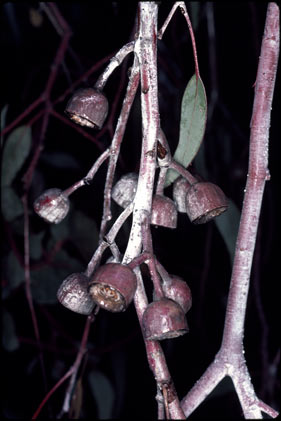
[32, 311, 97, 419]
[181, 3, 279, 418]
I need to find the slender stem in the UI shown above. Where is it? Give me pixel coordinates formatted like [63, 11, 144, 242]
[86, 202, 134, 277]
[22, 194, 49, 412]
[99, 65, 140, 241]
[141, 214, 164, 299]
[158, 2, 200, 78]
[169, 158, 197, 185]
[62, 148, 110, 197]
[95, 41, 135, 90]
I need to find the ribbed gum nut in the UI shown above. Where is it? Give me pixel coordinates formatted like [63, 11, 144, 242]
[88, 263, 137, 312]
[33, 188, 70, 224]
[142, 298, 189, 340]
[186, 182, 228, 224]
[162, 276, 192, 313]
[173, 177, 190, 213]
[112, 173, 138, 208]
[57, 273, 95, 315]
[151, 195, 177, 229]
[65, 88, 108, 129]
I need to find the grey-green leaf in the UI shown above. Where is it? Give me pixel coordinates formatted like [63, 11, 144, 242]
[2, 125, 32, 187]
[2, 310, 19, 352]
[1, 104, 9, 146]
[165, 74, 207, 187]
[214, 198, 241, 265]
[2, 252, 25, 300]
[1, 186, 24, 221]
[88, 370, 115, 419]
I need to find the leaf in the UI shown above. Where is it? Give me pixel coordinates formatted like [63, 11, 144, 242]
[69, 210, 99, 261]
[1, 125, 32, 187]
[1, 104, 9, 146]
[30, 232, 45, 260]
[2, 252, 25, 300]
[1, 186, 24, 221]
[31, 250, 84, 304]
[41, 151, 80, 170]
[88, 370, 115, 419]
[214, 198, 241, 265]
[69, 377, 83, 419]
[2, 309, 19, 352]
[165, 74, 207, 187]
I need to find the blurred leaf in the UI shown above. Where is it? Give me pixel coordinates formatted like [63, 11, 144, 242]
[2, 252, 25, 300]
[1, 104, 9, 146]
[1, 125, 32, 186]
[190, 2, 200, 31]
[69, 377, 83, 419]
[1, 186, 24, 221]
[88, 370, 115, 419]
[30, 232, 45, 260]
[31, 250, 84, 304]
[50, 216, 70, 243]
[2, 309, 19, 351]
[214, 198, 240, 265]
[70, 210, 99, 261]
[41, 151, 80, 170]
[165, 74, 207, 187]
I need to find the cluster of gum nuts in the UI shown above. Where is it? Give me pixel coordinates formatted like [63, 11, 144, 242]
[33, 87, 228, 341]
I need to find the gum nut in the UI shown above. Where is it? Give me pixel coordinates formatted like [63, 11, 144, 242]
[88, 263, 137, 312]
[151, 195, 177, 229]
[162, 275, 192, 313]
[112, 173, 138, 208]
[142, 298, 188, 340]
[33, 188, 70, 224]
[185, 182, 228, 224]
[57, 273, 95, 315]
[65, 88, 108, 129]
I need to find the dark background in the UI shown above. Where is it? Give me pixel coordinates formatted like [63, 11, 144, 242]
[1, 2, 280, 419]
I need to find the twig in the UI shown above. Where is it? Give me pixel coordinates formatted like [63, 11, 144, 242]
[99, 62, 140, 241]
[158, 1, 200, 78]
[32, 312, 96, 419]
[181, 3, 280, 418]
[62, 148, 110, 197]
[22, 195, 49, 413]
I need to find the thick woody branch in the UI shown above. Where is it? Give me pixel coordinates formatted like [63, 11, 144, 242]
[181, 3, 279, 418]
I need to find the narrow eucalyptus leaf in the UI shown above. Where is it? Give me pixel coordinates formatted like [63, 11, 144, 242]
[88, 370, 115, 419]
[2, 310, 19, 352]
[70, 210, 99, 261]
[214, 198, 240, 265]
[2, 125, 32, 187]
[1, 186, 24, 221]
[1, 104, 9, 145]
[30, 232, 45, 260]
[165, 74, 207, 187]
[2, 252, 25, 300]
[31, 250, 83, 304]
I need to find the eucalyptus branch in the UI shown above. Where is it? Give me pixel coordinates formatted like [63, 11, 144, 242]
[94, 41, 135, 91]
[181, 3, 279, 418]
[121, 3, 185, 418]
[62, 148, 110, 197]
